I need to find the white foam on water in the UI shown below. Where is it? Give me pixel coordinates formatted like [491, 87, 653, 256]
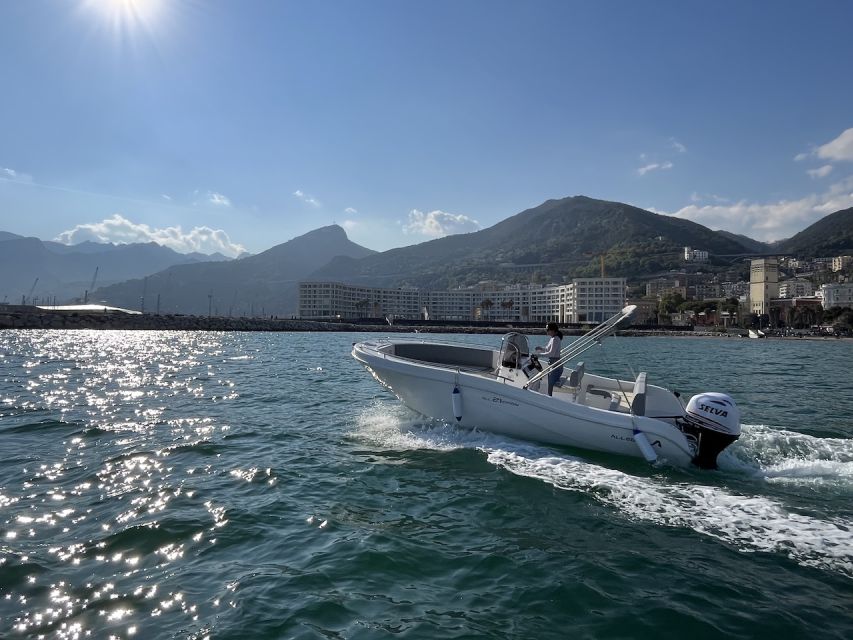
[721, 424, 853, 488]
[354, 403, 853, 578]
[487, 450, 853, 578]
[353, 400, 530, 453]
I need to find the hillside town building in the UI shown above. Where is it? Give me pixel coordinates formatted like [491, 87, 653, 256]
[832, 255, 853, 272]
[819, 283, 853, 310]
[749, 257, 779, 315]
[683, 247, 709, 262]
[299, 278, 627, 323]
[778, 279, 815, 299]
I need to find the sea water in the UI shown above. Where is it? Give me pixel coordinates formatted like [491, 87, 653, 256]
[0, 330, 851, 639]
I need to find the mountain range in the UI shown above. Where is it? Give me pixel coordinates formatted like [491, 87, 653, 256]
[0, 233, 230, 304]
[4, 197, 851, 315]
[89, 225, 376, 316]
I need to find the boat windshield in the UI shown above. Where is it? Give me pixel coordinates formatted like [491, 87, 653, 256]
[499, 332, 530, 368]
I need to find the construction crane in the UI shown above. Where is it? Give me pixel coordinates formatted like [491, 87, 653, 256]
[23, 277, 39, 305]
[83, 266, 99, 304]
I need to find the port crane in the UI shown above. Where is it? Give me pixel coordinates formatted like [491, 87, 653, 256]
[83, 267, 99, 304]
[23, 277, 39, 305]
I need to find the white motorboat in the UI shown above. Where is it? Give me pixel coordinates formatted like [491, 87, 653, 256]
[352, 306, 742, 468]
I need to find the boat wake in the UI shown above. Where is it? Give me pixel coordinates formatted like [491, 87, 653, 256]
[721, 424, 853, 488]
[353, 402, 853, 579]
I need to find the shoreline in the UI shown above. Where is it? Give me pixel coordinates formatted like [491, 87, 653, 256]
[1, 310, 849, 340]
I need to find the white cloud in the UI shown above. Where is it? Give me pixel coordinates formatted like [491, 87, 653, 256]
[341, 219, 358, 231]
[55, 214, 246, 257]
[793, 152, 810, 162]
[816, 127, 853, 162]
[403, 209, 481, 238]
[807, 164, 833, 179]
[691, 192, 731, 204]
[344, 207, 358, 215]
[665, 175, 853, 241]
[293, 189, 321, 207]
[208, 191, 231, 207]
[161, 194, 172, 201]
[0, 166, 33, 183]
[670, 138, 687, 153]
[637, 161, 673, 176]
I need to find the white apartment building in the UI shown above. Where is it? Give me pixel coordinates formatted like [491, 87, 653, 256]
[819, 283, 853, 310]
[683, 247, 709, 262]
[299, 279, 626, 323]
[778, 279, 814, 299]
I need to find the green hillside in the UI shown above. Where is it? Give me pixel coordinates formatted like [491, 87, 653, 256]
[311, 196, 751, 288]
[776, 207, 853, 256]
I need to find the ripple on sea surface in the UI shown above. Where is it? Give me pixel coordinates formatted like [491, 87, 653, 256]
[1, 330, 852, 639]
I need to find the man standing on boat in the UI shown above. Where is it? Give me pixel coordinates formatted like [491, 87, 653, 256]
[535, 322, 563, 395]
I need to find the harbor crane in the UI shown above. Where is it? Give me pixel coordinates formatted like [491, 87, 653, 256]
[23, 277, 39, 305]
[83, 266, 99, 304]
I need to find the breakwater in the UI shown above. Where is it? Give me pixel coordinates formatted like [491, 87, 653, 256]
[0, 309, 699, 335]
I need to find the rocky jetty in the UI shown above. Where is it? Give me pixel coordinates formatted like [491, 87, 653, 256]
[0, 308, 701, 336]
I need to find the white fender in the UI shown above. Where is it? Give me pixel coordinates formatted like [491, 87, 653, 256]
[633, 426, 658, 463]
[451, 385, 462, 422]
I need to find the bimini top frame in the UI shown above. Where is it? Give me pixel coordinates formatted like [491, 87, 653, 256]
[523, 305, 637, 389]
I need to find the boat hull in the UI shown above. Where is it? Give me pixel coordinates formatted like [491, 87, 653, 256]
[353, 341, 695, 466]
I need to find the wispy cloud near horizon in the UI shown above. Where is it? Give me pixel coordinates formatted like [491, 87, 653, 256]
[637, 161, 673, 176]
[807, 165, 833, 179]
[670, 138, 687, 153]
[663, 175, 853, 241]
[208, 192, 231, 207]
[293, 190, 321, 207]
[0, 166, 34, 183]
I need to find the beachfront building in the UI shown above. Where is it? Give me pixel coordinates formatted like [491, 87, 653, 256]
[749, 257, 779, 315]
[818, 283, 853, 310]
[296, 282, 422, 320]
[298, 279, 627, 323]
[778, 279, 814, 299]
[564, 278, 627, 322]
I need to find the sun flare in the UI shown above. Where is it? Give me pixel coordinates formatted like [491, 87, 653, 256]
[84, 0, 166, 34]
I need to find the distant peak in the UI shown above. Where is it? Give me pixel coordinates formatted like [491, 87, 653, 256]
[303, 224, 349, 240]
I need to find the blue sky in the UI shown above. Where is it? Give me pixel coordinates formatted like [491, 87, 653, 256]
[1, 0, 852, 256]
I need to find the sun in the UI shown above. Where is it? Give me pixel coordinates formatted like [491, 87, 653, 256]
[83, 0, 166, 34]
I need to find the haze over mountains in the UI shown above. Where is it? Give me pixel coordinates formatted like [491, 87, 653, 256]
[0, 232, 231, 304]
[89, 225, 375, 316]
[3, 197, 851, 315]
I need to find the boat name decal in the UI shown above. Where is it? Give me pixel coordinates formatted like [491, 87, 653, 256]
[698, 403, 728, 417]
[611, 434, 662, 447]
[483, 396, 520, 407]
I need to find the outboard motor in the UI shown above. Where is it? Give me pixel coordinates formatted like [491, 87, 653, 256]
[682, 392, 741, 469]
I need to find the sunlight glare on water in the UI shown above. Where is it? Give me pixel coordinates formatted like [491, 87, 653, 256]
[1, 330, 852, 638]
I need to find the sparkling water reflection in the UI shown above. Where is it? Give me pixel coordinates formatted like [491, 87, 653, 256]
[1, 330, 852, 639]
